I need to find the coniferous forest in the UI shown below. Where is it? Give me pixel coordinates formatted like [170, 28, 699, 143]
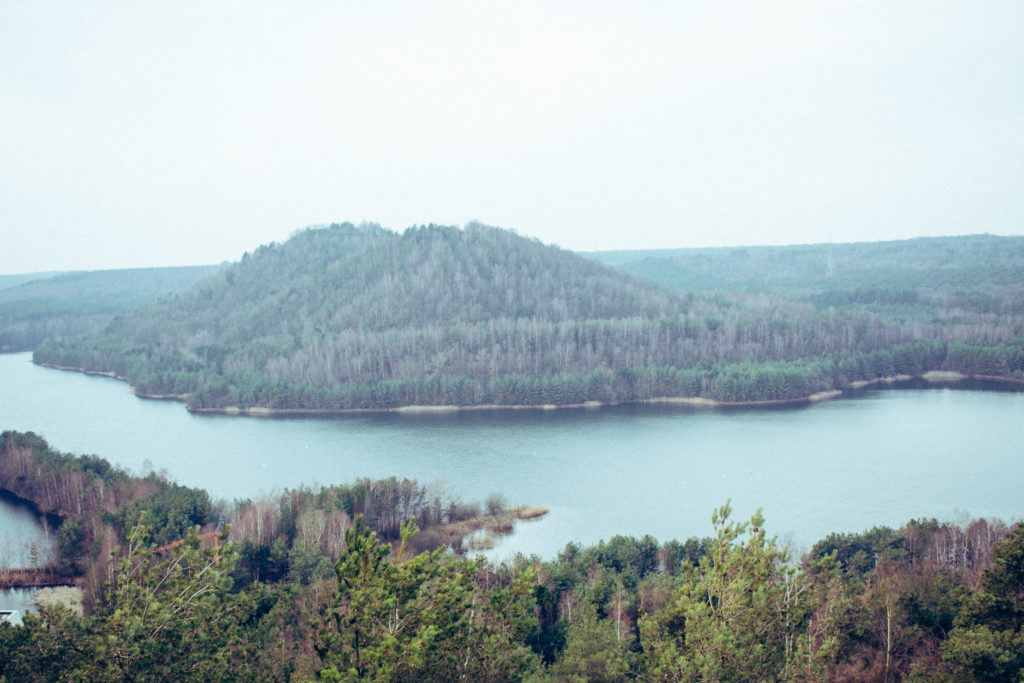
[1, 431, 1022, 682]
[29, 224, 1024, 412]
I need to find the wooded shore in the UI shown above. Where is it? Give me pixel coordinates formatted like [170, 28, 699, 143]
[37, 359, 1019, 417]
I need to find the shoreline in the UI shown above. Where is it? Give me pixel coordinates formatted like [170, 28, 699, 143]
[34, 361, 190, 401]
[188, 392, 845, 416]
[0, 486, 69, 527]
[183, 374, 1021, 416]
[35, 361, 130, 382]
[32, 359, 1023, 417]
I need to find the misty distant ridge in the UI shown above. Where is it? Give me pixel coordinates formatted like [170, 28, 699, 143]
[0, 265, 223, 352]
[4, 230, 1020, 284]
[0, 265, 224, 291]
[0, 271, 77, 291]
[583, 232, 1013, 264]
[584, 233, 1024, 297]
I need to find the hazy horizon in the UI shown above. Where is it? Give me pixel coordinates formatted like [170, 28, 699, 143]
[3, 1, 1022, 273]
[1, 226, 1018, 278]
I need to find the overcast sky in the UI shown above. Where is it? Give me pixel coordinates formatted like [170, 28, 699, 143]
[2, 1, 1022, 273]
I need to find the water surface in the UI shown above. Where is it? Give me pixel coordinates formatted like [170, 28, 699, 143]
[1, 353, 1022, 563]
[0, 491, 57, 620]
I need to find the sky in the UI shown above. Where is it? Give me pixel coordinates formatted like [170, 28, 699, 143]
[2, 1, 1022, 274]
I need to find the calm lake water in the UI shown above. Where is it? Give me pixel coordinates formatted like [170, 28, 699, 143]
[0, 487, 58, 620]
[2, 352, 1022, 573]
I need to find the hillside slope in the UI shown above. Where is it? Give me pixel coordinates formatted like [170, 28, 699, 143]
[34, 224, 1023, 411]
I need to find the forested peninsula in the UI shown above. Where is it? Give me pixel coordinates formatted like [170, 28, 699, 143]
[2, 431, 1023, 681]
[32, 224, 1024, 413]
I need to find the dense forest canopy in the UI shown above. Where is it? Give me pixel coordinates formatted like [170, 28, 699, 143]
[29, 225, 1024, 410]
[0, 265, 221, 352]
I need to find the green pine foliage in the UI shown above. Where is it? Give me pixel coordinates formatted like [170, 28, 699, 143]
[0, 520, 253, 682]
[638, 503, 808, 681]
[942, 523, 1024, 680]
[315, 517, 540, 681]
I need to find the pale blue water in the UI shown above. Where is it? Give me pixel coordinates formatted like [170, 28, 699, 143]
[1, 352, 1022, 570]
[0, 491, 57, 619]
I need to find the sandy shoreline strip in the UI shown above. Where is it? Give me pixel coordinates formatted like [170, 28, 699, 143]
[34, 360, 1021, 417]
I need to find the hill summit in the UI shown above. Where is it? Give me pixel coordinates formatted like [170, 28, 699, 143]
[36, 223, 708, 409]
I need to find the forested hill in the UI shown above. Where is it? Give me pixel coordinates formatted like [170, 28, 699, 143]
[34, 224, 1024, 411]
[0, 265, 222, 352]
[187, 222, 686, 328]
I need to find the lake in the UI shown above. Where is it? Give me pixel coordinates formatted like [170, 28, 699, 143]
[1, 352, 1022, 568]
[0, 489, 58, 622]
